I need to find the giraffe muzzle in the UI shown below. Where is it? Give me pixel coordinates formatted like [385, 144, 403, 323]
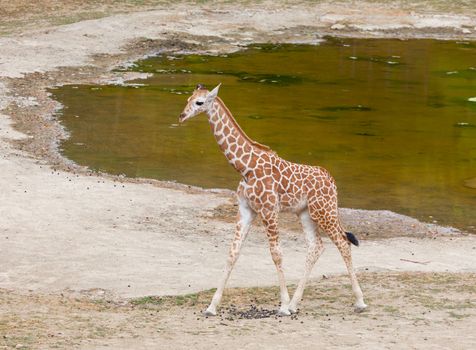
[179, 113, 187, 123]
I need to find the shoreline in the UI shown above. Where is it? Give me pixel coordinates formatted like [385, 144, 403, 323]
[7, 41, 470, 234]
[2, 3, 476, 187]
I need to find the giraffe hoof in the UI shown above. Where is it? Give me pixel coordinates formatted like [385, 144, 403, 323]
[277, 308, 291, 317]
[288, 306, 298, 314]
[354, 303, 368, 313]
[203, 309, 217, 317]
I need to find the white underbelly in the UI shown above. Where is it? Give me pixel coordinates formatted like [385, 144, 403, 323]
[281, 197, 308, 213]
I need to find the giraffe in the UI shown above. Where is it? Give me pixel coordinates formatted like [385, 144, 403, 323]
[179, 83, 367, 316]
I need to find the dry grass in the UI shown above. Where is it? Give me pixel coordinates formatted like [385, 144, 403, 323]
[1, 0, 475, 36]
[0, 0, 168, 35]
[1, 272, 475, 349]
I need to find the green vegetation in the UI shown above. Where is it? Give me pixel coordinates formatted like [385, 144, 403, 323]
[130, 295, 164, 305]
[130, 290, 213, 308]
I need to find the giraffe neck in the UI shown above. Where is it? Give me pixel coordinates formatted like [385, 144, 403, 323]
[206, 98, 265, 176]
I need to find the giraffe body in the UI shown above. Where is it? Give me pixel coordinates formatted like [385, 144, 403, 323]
[179, 84, 367, 316]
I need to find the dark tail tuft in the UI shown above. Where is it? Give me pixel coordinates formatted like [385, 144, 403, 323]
[345, 232, 359, 246]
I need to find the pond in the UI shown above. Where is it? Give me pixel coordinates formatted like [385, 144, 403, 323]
[51, 38, 476, 232]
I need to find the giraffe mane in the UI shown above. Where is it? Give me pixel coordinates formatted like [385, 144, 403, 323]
[215, 97, 275, 154]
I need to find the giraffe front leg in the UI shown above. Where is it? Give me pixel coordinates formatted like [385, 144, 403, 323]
[261, 209, 290, 316]
[288, 210, 324, 314]
[270, 240, 291, 316]
[204, 198, 255, 316]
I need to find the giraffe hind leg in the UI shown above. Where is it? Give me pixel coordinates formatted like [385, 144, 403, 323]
[308, 200, 367, 312]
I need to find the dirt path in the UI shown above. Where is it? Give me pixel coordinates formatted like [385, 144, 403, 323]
[1, 1, 475, 349]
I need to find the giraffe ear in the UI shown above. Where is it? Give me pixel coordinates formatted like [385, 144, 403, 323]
[206, 83, 221, 102]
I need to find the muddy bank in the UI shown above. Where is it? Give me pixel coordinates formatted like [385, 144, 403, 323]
[2, 1, 476, 178]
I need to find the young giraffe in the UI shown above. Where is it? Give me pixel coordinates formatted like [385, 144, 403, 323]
[179, 83, 367, 316]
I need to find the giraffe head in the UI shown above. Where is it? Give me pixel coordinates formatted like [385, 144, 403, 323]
[179, 83, 221, 123]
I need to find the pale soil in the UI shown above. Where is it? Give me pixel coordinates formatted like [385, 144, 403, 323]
[2, 273, 476, 349]
[1, 1, 476, 349]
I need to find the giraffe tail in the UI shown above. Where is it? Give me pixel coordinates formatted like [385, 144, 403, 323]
[345, 232, 359, 246]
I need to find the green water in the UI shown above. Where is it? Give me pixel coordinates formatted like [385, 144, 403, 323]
[52, 38, 476, 232]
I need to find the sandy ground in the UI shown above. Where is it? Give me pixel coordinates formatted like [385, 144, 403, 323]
[1, 1, 476, 349]
[2, 273, 476, 349]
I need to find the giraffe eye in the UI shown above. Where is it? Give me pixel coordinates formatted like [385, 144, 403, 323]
[196, 101, 204, 106]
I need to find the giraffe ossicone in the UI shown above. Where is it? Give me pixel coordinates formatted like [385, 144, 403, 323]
[179, 83, 367, 316]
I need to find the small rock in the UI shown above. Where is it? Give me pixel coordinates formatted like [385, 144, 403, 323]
[331, 23, 346, 30]
[462, 28, 472, 34]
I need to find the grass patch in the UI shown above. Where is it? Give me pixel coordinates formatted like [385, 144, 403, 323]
[130, 295, 164, 306]
[126, 272, 476, 319]
[448, 311, 470, 319]
[383, 305, 399, 314]
[130, 290, 215, 308]
[49, 11, 108, 26]
[174, 293, 199, 306]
